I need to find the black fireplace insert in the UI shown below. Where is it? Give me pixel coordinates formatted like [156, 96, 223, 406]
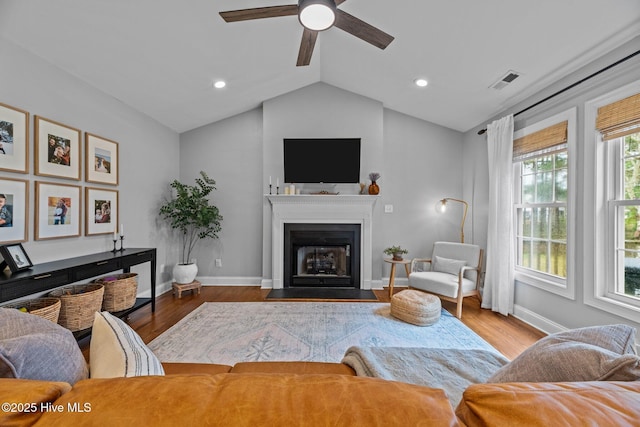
[284, 223, 361, 288]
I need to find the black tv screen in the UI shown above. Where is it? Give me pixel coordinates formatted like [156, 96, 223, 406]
[283, 138, 361, 183]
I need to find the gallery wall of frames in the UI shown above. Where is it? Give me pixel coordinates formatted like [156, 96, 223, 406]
[0, 101, 120, 249]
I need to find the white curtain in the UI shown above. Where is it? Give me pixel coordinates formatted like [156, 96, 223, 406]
[482, 115, 514, 316]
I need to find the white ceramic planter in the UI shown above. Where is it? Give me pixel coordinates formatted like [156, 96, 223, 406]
[173, 263, 198, 284]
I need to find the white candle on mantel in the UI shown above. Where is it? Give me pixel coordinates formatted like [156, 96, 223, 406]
[120, 224, 124, 236]
[276, 178, 279, 187]
[269, 176, 272, 185]
[113, 230, 118, 240]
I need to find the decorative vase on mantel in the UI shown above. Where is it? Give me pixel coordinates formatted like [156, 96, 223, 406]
[368, 172, 381, 195]
[368, 181, 380, 195]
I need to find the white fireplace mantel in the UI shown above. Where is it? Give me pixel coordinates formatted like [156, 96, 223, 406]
[266, 195, 378, 289]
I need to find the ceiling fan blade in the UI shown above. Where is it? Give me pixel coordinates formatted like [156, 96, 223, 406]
[220, 5, 298, 22]
[297, 28, 318, 66]
[334, 9, 394, 50]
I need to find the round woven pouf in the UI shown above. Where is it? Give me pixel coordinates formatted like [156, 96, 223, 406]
[390, 290, 441, 326]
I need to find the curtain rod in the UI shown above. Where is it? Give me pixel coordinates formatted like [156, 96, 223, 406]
[477, 48, 640, 135]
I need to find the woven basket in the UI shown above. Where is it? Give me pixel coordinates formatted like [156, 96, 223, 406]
[94, 273, 138, 312]
[2, 298, 62, 323]
[49, 284, 104, 332]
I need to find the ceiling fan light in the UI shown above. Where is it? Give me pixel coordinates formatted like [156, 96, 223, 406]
[299, 0, 336, 31]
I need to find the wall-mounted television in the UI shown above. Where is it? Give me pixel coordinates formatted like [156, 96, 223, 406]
[283, 138, 361, 184]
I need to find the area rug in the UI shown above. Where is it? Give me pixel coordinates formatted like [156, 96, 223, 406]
[147, 302, 497, 365]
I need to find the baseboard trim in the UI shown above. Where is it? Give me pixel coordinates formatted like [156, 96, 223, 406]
[512, 304, 568, 335]
[142, 277, 396, 295]
[196, 276, 263, 286]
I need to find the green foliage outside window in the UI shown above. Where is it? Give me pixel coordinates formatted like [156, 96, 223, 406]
[517, 150, 568, 278]
[621, 133, 640, 297]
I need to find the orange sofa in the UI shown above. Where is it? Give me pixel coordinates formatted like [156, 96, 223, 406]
[2, 361, 640, 426]
[2, 308, 640, 426]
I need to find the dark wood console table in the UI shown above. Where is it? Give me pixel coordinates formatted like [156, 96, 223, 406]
[0, 248, 156, 340]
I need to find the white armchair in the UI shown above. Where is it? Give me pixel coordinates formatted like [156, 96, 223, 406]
[408, 242, 483, 319]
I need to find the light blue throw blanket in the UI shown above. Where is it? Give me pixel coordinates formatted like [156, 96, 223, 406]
[342, 346, 509, 408]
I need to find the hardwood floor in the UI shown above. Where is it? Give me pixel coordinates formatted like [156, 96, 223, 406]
[84, 286, 546, 361]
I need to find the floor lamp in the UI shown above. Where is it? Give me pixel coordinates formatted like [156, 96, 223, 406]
[436, 198, 468, 243]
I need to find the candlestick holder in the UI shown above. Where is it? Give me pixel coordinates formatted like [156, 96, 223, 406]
[269, 184, 272, 195]
[118, 235, 125, 252]
[276, 186, 279, 195]
[111, 239, 118, 253]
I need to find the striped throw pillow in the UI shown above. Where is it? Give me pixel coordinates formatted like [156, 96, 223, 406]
[89, 311, 164, 378]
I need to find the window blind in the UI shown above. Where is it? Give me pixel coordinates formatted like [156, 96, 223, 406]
[596, 92, 640, 141]
[513, 120, 568, 160]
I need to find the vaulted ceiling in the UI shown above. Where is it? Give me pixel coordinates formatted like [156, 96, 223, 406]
[1, 0, 639, 133]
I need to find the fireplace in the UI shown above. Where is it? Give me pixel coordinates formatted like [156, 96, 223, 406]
[266, 194, 377, 290]
[284, 223, 360, 288]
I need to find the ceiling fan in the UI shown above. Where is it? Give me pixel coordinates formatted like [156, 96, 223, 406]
[219, 0, 394, 66]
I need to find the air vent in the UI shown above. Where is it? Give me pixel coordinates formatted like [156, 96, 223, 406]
[490, 70, 521, 90]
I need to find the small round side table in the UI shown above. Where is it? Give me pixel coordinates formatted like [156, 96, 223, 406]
[384, 258, 411, 298]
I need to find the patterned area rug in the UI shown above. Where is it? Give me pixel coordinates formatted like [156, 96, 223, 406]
[148, 302, 497, 365]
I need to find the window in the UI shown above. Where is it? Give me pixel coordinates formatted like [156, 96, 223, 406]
[586, 80, 640, 323]
[515, 151, 567, 277]
[512, 109, 576, 298]
[610, 132, 640, 300]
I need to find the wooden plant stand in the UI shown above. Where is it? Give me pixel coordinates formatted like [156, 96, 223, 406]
[172, 280, 202, 299]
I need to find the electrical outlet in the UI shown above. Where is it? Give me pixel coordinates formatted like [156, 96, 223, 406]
[384, 204, 393, 213]
[215, 259, 222, 267]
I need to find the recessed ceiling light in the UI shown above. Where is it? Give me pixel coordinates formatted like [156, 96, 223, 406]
[213, 80, 226, 89]
[414, 78, 428, 88]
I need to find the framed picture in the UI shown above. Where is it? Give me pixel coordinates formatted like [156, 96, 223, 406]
[0, 243, 33, 273]
[0, 177, 29, 243]
[34, 181, 81, 240]
[34, 116, 81, 180]
[85, 187, 118, 236]
[0, 102, 29, 174]
[85, 133, 119, 186]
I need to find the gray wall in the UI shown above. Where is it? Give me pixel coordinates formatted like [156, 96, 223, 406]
[462, 36, 640, 333]
[179, 108, 264, 281]
[180, 82, 465, 286]
[0, 37, 179, 296]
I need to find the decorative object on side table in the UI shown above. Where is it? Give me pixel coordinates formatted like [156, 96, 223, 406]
[368, 172, 380, 195]
[384, 245, 408, 261]
[159, 171, 223, 284]
[0, 243, 33, 272]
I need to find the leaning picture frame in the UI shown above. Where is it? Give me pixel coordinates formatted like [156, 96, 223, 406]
[0, 243, 33, 273]
[0, 177, 29, 243]
[35, 181, 81, 240]
[85, 133, 119, 186]
[34, 116, 81, 180]
[85, 187, 118, 236]
[0, 102, 29, 174]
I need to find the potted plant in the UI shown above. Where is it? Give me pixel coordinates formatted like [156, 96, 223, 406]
[384, 245, 408, 261]
[159, 171, 223, 284]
